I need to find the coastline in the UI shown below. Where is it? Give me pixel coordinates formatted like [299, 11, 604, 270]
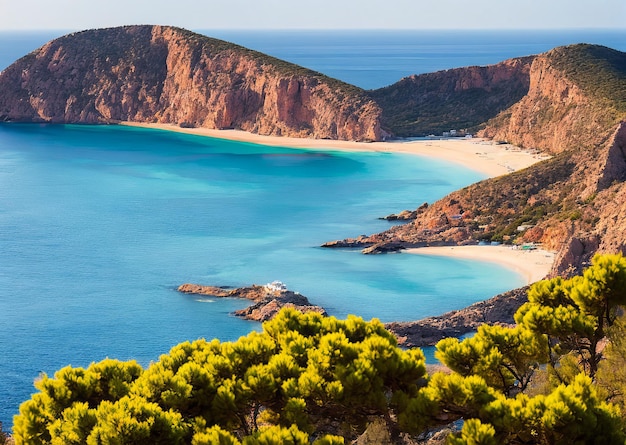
[119, 122, 557, 285]
[404, 246, 555, 285]
[119, 122, 551, 177]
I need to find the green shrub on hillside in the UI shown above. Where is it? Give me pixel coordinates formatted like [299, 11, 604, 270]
[549, 44, 626, 113]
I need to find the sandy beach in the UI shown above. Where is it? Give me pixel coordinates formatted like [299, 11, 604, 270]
[120, 122, 550, 177]
[405, 246, 555, 285]
[120, 122, 556, 281]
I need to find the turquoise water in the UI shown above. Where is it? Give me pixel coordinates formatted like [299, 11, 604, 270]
[0, 123, 525, 425]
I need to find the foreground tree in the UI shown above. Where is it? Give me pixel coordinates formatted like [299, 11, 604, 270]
[515, 253, 626, 379]
[436, 324, 548, 396]
[431, 254, 626, 443]
[597, 312, 626, 420]
[12, 254, 626, 444]
[437, 253, 626, 391]
[13, 310, 426, 444]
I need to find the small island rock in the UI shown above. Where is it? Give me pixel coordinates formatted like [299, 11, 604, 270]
[178, 281, 326, 322]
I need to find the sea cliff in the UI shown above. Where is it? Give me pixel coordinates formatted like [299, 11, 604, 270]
[0, 25, 383, 142]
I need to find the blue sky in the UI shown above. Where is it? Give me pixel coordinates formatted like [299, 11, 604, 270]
[1, 0, 624, 31]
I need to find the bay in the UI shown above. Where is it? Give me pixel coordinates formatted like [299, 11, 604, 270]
[0, 123, 520, 426]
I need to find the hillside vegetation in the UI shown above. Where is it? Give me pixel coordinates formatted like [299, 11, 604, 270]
[549, 44, 626, 113]
[369, 57, 533, 137]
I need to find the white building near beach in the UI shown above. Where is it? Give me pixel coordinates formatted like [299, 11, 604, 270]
[265, 281, 287, 292]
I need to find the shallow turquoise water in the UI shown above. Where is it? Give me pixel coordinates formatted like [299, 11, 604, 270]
[0, 123, 526, 425]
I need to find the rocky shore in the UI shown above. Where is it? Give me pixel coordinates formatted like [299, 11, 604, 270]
[177, 282, 326, 322]
[385, 286, 529, 348]
[178, 281, 531, 348]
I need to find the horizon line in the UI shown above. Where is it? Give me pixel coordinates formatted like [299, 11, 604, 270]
[1, 26, 625, 33]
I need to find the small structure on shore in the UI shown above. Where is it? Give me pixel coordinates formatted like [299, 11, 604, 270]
[178, 282, 325, 322]
[265, 281, 287, 292]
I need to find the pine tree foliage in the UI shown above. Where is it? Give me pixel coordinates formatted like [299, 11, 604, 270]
[13, 311, 424, 444]
[516, 253, 626, 378]
[597, 312, 626, 420]
[436, 325, 548, 396]
[11, 254, 626, 444]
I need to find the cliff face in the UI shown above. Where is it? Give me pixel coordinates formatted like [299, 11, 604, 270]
[369, 57, 533, 137]
[0, 25, 383, 141]
[327, 44, 626, 277]
[479, 45, 625, 154]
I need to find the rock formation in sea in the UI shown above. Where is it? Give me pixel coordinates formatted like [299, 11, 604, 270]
[177, 282, 326, 322]
[0, 25, 383, 142]
[325, 44, 626, 278]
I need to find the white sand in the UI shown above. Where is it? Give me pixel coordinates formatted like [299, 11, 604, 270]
[120, 122, 551, 177]
[119, 122, 556, 281]
[404, 246, 555, 284]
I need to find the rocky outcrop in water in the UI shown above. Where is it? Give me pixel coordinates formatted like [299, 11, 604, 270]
[177, 282, 326, 322]
[0, 25, 384, 141]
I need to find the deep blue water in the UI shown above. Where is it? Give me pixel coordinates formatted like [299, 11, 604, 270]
[2, 29, 626, 89]
[204, 29, 626, 89]
[1, 29, 624, 428]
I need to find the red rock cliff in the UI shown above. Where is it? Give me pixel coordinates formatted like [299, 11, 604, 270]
[369, 56, 533, 137]
[479, 45, 624, 155]
[0, 25, 383, 141]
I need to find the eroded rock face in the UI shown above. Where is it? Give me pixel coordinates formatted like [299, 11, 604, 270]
[370, 56, 534, 136]
[479, 46, 624, 155]
[0, 25, 383, 141]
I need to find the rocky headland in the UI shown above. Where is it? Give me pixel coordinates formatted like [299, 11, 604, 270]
[177, 282, 326, 322]
[0, 25, 383, 141]
[178, 280, 532, 347]
[385, 287, 529, 348]
[325, 44, 626, 278]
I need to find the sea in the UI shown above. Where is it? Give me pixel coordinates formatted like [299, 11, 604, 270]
[1, 29, 625, 428]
